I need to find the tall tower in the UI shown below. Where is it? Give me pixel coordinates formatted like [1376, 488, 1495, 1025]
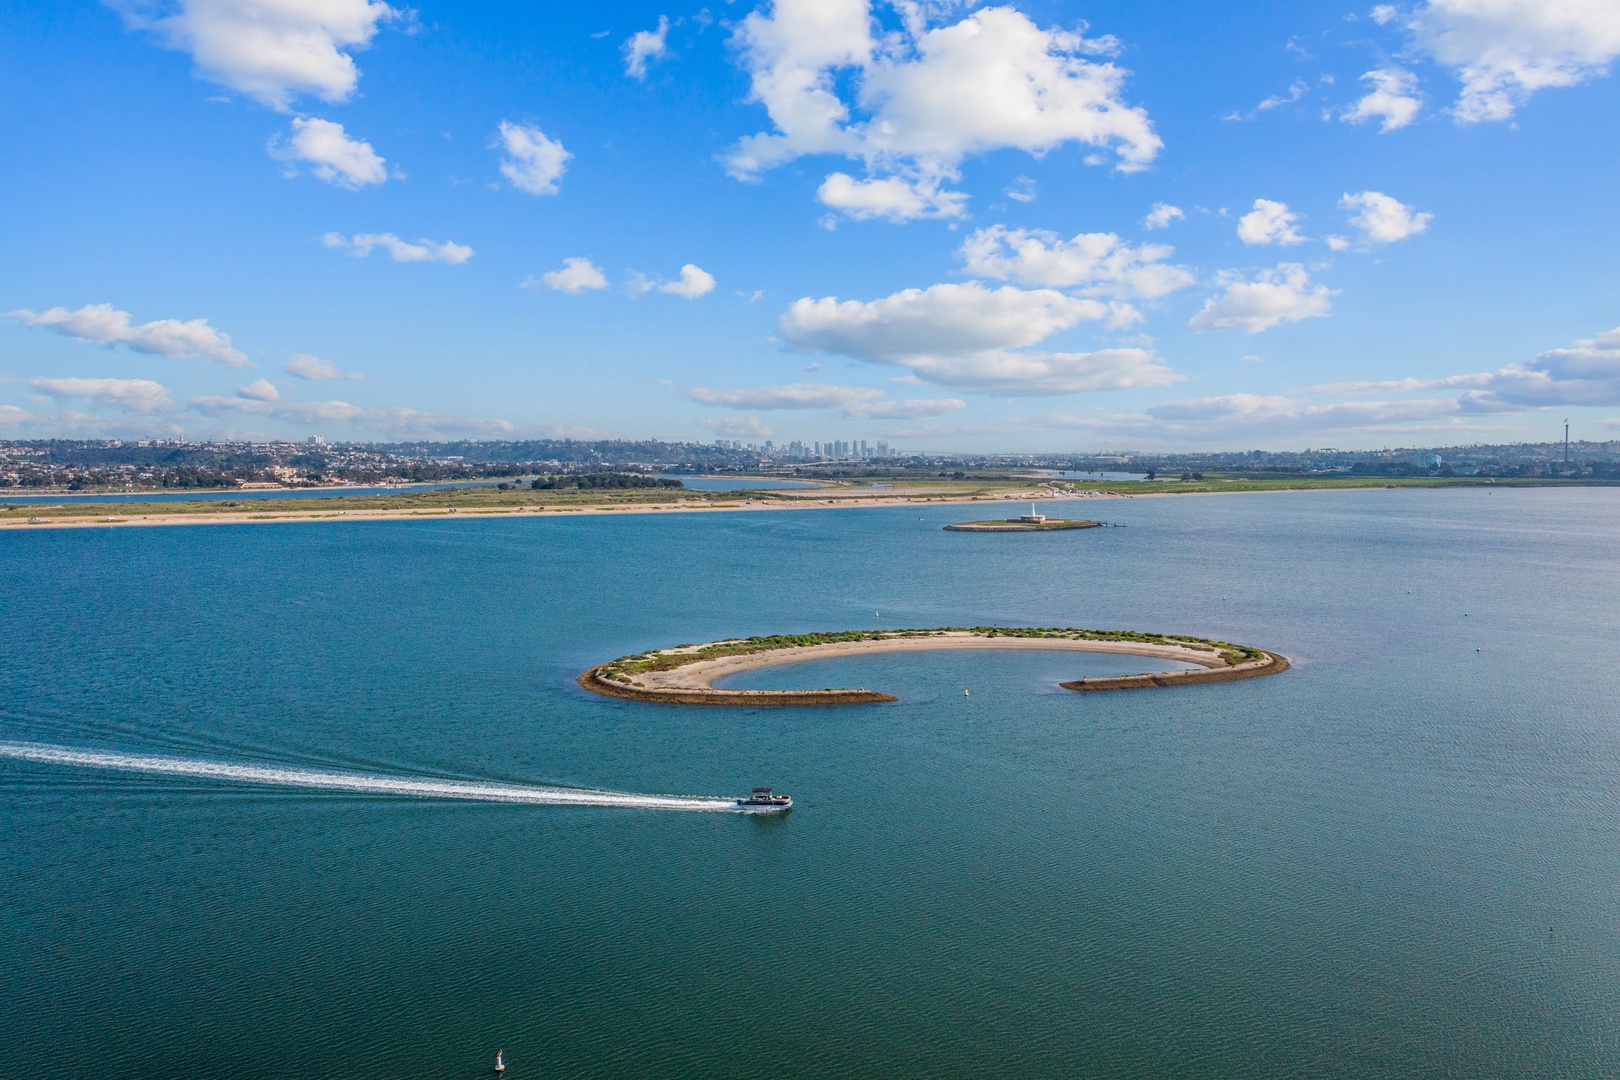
[1565, 420, 1571, 466]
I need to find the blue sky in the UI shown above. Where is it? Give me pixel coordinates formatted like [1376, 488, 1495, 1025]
[2, 0, 1617, 451]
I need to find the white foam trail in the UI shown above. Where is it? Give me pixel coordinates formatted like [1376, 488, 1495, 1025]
[0, 741, 738, 812]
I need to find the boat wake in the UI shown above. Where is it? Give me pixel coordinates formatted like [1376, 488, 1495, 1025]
[0, 741, 739, 812]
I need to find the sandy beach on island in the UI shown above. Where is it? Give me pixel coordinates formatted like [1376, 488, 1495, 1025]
[635, 633, 1228, 692]
[0, 489, 1135, 531]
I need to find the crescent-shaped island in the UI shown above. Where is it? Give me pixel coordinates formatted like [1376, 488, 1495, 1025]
[579, 627, 1289, 706]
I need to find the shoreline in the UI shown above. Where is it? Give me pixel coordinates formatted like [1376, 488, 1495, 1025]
[0, 491, 1130, 530]
[579, 629, 1288, 706]
[0, 477, 1593, 532]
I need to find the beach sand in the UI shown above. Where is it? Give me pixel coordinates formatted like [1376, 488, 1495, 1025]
[636, 633, 1227, 693]
[0, 490, 1132, 531]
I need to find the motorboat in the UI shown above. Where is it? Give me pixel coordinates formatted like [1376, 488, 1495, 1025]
[733, 786, 792, 813]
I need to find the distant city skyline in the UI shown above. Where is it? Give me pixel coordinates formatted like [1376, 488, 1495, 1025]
[2, 1, 1617, 451]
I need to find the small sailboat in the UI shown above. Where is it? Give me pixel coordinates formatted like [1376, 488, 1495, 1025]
[495, 1049, 506, 1074]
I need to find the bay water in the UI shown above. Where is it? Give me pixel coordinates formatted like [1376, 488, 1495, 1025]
[3, 488, 1618, 1077]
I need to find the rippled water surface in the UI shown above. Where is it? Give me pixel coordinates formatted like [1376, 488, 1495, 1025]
[3, 488, 1619, 1078]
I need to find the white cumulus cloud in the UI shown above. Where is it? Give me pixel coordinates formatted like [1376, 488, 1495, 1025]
[785, 282, 1099, 360]
[1464, 326, 1620, 408]
[779, 281, 1180, 395]
[1342, 68, 1423, 132]
[524, 257, 610, 295]
[697, 415, 776, 438]
[495, 121, 570, 196]
[189, 389, 516, 436]
[687, 382, 965, 419]
[1396, 0, 1620, 122]
[1302, 326, 1620, 424]
[322, 232, 473, 263]
[285, 353, 361, 380]
[660, 264, 716, 299]
[1005, 176, 1038, 203]
[1037, 393, 1475, 443]
[855, 397, 967, 419]
[236, 377, 279, 401]
[957, 225, 1194, 324]
[190, 392, 360, 423]
[118, 0, 398, 111]
[1340, 190, 1432, 244]
[623, 15, 670, 80]
[1147, 393, 1461, 431]
[691, 383, 883, 410]
[817, 173, 967, 221]
[1311, 373, 1495, 393]
[270, 117, 388, 188]
[1256, 79, 1310, 112]
[1142, 202, 1184, 230]
[726, 1, 1159, 221]
[1237, 199, 1306, 246]
[9, 303, 250, 366]
[1187, 264, 1336, 333]
[29, 376, 177, 414]
[364, 408, 517, 437]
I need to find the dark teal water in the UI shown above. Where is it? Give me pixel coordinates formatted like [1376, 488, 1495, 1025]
[3, 489, 1619, 1078]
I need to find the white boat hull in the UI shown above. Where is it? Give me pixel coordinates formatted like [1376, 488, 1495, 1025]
[732, 799, 792, 813]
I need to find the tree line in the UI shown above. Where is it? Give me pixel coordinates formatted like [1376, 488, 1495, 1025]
[530, 473, 682, 490]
